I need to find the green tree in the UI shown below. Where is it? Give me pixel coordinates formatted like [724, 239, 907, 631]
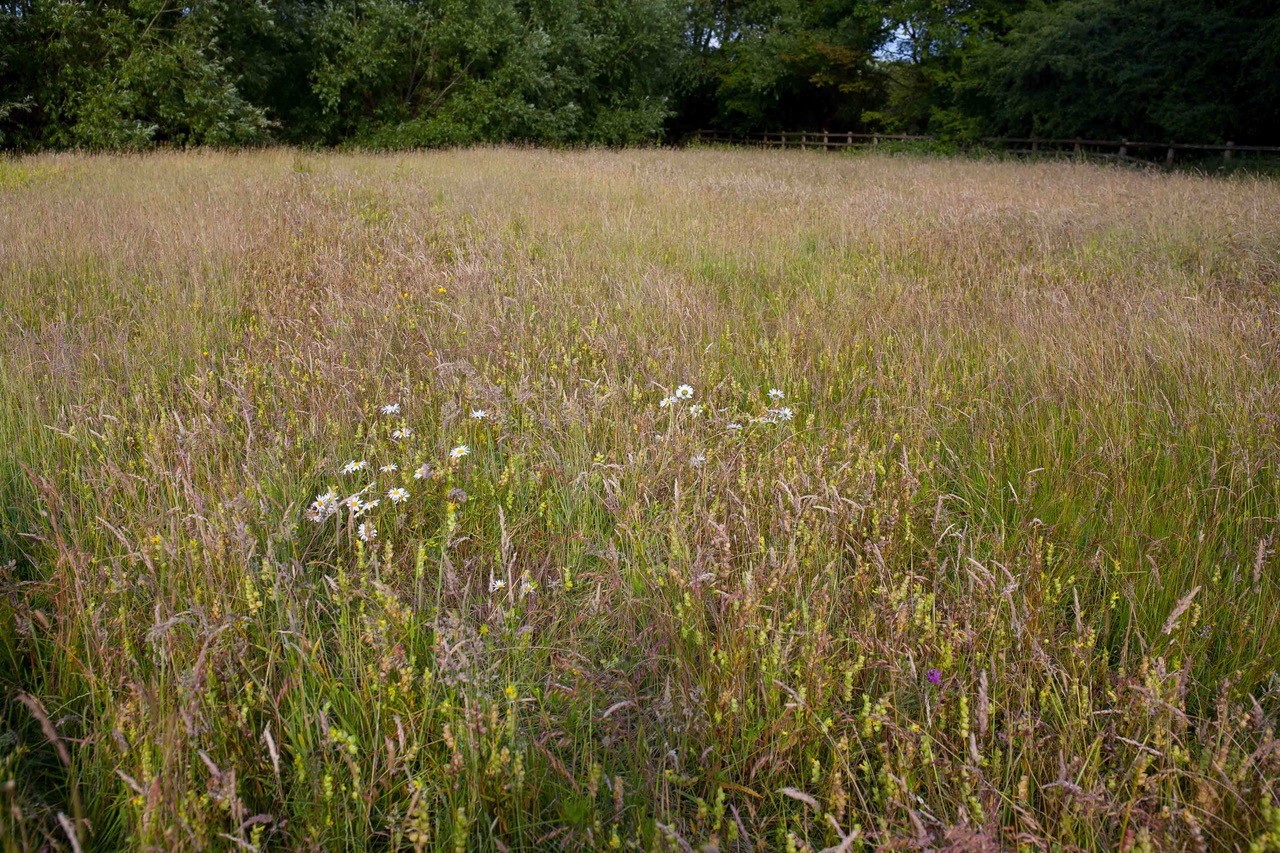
[864, 0, 1029, 136]
[308, 0, 680, 147]
[4, 1, 270, 149]
[967, 0, 1280, 143]
[673, 0, 886, 134]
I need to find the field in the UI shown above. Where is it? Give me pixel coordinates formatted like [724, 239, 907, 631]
[3, 148, 1280, 850]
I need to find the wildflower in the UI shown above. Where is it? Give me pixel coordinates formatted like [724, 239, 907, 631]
[675, 384, 694, 400]
[470, 409, 488, 420]
[658, 395, 677, 408]
[357, 522, 377, 542]
[447, 487, 468, 504]
[306, 490, 340, 522]
[340, 459, 368, 475]
[380, 463, 398, 473]
[348, 496, 379, 516]
[380, 403, 401, 416]
[926, 668, 943, 686]
[505, 684, 518, 701]
[691, 453, 707, 468]
[768, 388, 785, 401]
[391, 427, 413, 440]
[489, 578, 506, 592]
[450, 444, 470, 460]
[726, 422, 743, 431]
[689, 404, 704, 418]
[771, 407, 794, 422]
[388, 487, 409, 504]
[520, 575, 537, 594]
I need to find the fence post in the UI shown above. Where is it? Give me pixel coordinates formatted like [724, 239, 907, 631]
[1165, 146, 1175, 167]
[822, 130, 829, 150]
[846, 131, 852, 147]
[1031, 139, 1038, 152]
[1119, 139, 1128, 159]
[801, 132, 808, 150]
[1073, 140, 1082, 156]
[1224, 141, 1234, 162]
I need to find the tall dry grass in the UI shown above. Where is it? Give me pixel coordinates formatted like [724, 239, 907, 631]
[2, 148, 1280, 850]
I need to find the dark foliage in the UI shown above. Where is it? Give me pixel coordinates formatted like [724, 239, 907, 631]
[1, 0, 1276, 149]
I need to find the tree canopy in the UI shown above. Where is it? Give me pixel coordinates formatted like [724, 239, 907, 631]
[1, 0, 1276, 149]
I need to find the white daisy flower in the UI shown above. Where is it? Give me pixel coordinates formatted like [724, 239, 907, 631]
[350, 497, 380, 516]
[306, 490, 340, 522]
[340, 460, 368, 475]
[689, 404, 704, 418]
[659, 395, 677, 408]
[772, 407, 794, 422]
[357, 522, 377, 542]
[489, 578, 506, 592]
[450, 444, 470, 460]
[414, 463, 432, 480]
[768, 388, 785, 401]
[380, 403, 401, 415]
[675, 384, 694, 400]
[391, 427, 413, 440]
[726, 422, 743, 431]
[380, 463, 398, 473]
[520, 575, 537, 594]
[388, 487, 409, 504]
[691, 453, 707, 467]
[470, 409, 488, 420]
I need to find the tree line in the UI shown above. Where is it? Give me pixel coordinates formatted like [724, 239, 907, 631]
[1, 0, 1277, 151]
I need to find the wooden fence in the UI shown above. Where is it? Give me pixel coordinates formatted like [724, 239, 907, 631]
[689, 130, 1280, 165]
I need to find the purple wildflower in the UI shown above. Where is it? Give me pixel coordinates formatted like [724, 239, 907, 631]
[926, 668, 943, 686]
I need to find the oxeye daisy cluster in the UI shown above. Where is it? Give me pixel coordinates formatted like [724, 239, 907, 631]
[655, 379, 793, 432]
[306, 401, 486, 544]
[758, 388, 794, 425]
[305, 489, 341, 523]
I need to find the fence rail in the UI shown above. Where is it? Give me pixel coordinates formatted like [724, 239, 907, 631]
[689, 129, 1280, 164]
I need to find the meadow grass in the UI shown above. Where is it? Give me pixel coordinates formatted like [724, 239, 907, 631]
[2, 148, 1280, 850]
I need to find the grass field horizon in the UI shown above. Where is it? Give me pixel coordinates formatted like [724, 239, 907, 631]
[3, 148, 1280, 850]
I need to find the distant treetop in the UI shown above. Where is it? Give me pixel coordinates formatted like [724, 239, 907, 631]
[1, 0, 1275, 150]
